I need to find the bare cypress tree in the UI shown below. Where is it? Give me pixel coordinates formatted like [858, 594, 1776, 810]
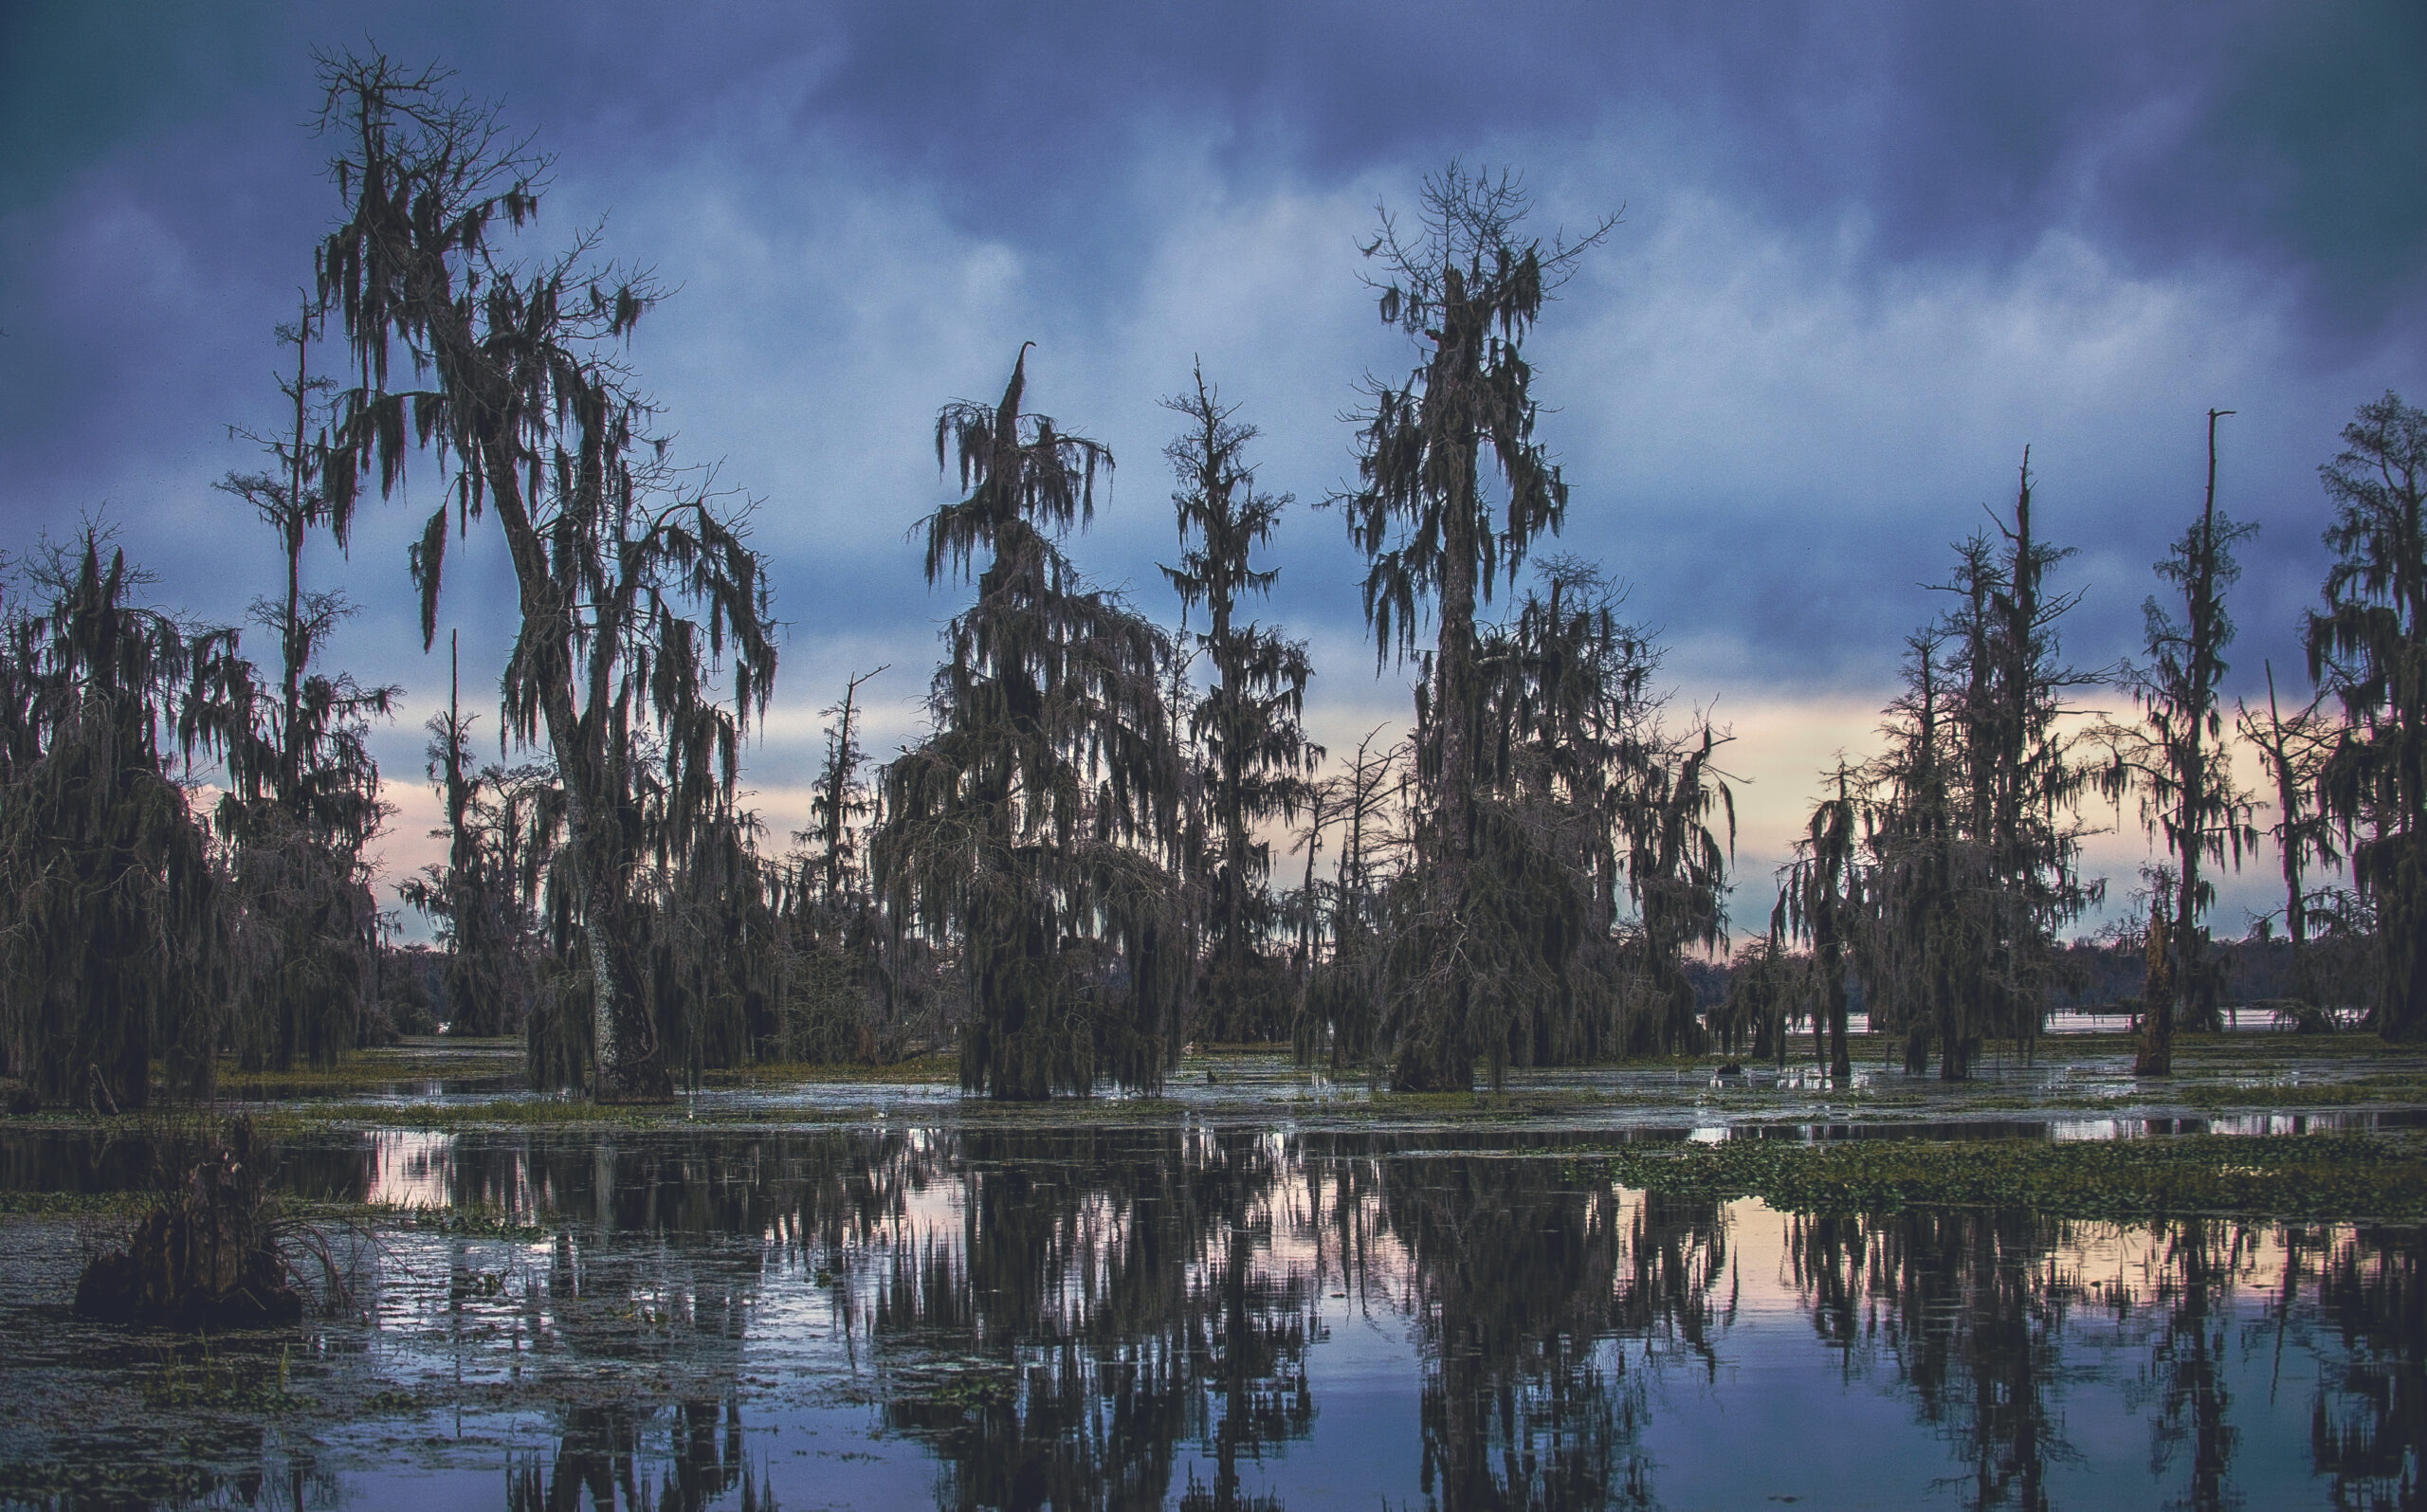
[1336, 165, 1613, 1090]
[1291, 727, 1405, 1070]
[314, 54, 776, 1100]
[0, 537, 250, 1109]
[2306, 392, 2427, 1042]
[1159, 364, 1321, 1043]
[2097, 411, 2259, 1072]
[874, 348, 1186, 1098]
[396, 635, 556, 1037]
[2236, 664, 2340, 1005]
[213, 307, 399, 1068]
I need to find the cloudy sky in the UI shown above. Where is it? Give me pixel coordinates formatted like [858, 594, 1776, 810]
[6, 1, 2424, 938]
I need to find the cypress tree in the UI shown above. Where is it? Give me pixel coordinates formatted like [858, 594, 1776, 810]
[213, 308, 398, 1068]
[315, 53, 776, 1100]
[0, 539, 249, 1109]
[2236, 665, 2339, 1006]
[1782, 761, 1859, 1084]
[1335, 165, 1613, 1090]
[2097, 410, 2258, 1072]
[1934, 456, 2099, 1069]
[1159, 364, 1320, 1043]
[2307, 392, 2427, 1041]
[875, 348, 1187, 1098]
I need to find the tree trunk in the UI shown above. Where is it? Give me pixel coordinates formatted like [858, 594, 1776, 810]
[2137, 899, 2175, 1075]
[1821, 928, 1852, 1084]
[2381, 834, 2427, 1042]
[1396, 441, 1480, 1094]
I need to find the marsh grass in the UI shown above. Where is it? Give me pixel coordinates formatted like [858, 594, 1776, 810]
[208, 1035, 523, 1097]
[1580, 1131, 2427, 1221]
[703, 1049, 960, 1086]
[141, 1340, 305, 1413]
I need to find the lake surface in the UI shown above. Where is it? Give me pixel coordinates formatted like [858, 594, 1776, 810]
[0, 1123, 2418, 1510]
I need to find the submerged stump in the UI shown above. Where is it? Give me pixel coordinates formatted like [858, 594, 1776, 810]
[74, 1117, 305, 1329]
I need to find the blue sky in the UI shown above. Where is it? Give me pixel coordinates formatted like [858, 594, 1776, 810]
[6, 1, 2423, 935]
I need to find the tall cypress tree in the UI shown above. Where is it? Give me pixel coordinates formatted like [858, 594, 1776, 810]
[875, 348, 1186, 1098]
[214, 308, 398, 1069]
[2307, 392, 2427, 1042]
[1159, 364, 1319, 1043]
[1935, 456, 2099, 1069]
[2098, 411, 2258, 1072]
[315, 53, 776, 1101]
[1336, 165, 1612, 1090]
[1854, 627, 1997, 1078]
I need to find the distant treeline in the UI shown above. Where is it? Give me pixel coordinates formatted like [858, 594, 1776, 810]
[3, 52, 2420, 1109]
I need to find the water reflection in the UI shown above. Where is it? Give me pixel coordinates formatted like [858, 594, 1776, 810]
[0, 1124, 2418, 1509]
[503, 1396, 773, 1512]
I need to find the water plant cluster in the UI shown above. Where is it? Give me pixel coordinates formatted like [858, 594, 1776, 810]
[1586, 1131, 2427, 1222]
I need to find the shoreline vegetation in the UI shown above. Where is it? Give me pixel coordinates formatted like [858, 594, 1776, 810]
[7, 1031, 2425, 1228]
[7, 1027, 2425, 1121]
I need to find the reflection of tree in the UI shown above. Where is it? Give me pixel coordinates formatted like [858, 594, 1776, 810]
[2142, 1220, 2244, 1512]
[1792, 1209, 2073, 1511]
[147, 1125, 2427, 1510]
[398, 1133, 918, 1512]
[504, 1395, 770, 1512]
[873, 1129, 1317, 1512]
[1365, 1147, 1688, 1510]
[1612, 1191, 1734, 1372]
[2306, 1225, 2424, 1509]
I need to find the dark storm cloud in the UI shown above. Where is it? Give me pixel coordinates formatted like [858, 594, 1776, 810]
[757, 0, 2427, 342]
[18, 2, 2412, 325]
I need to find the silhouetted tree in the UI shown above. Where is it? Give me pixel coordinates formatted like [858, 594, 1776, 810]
[1610, 716, 1733, 1059]
[2305, 392, 2427, 1041]
[776, 665, 895, 1064]
[2237, 664, 2340, 1004]
[1854, 627, 1997, 1077]
[213, 308, 398, 1068]
[1782, 760, 1859, 1084]
[397, 637, 557, 1038]
[1937, 454, 2101, 1066]
[0, 537, 249, 1109]
[1159, 365, 1320, 1043]
[315, 53, 776, 1099]
[1335, 166, 1613, 1088]
[2097, 410, 2258, 1071]
[875, 348, 1186, 1098]
[1290, 727, 1405, 1070]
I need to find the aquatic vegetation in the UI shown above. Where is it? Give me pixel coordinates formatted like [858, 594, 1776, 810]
[1586, 1132, 2427, 1221]
[73, 1118, 311, 1328]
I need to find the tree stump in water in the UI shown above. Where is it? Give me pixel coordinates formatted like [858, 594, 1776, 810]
[75, 1118, 304, 1328]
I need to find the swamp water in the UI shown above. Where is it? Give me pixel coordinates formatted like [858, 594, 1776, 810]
[0, 1123, 2418, 1511]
